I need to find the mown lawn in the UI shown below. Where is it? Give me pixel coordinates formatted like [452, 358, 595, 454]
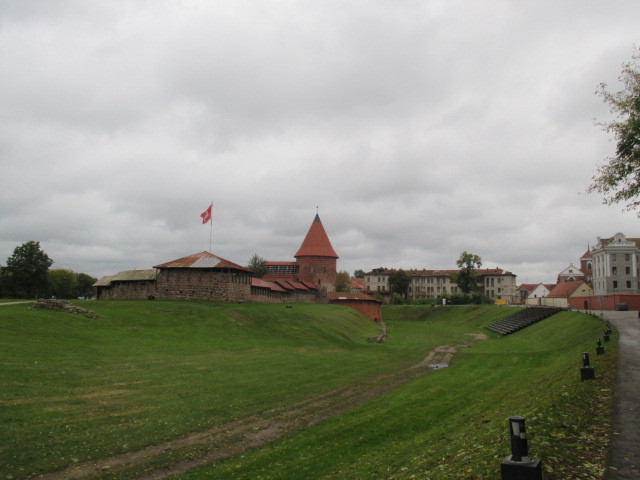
[0, 302, 614, 480]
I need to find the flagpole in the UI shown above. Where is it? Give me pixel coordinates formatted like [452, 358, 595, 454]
[209, 201, 213, 252]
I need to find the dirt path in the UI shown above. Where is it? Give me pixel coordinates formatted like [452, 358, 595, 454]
[37, 333, 487, 480]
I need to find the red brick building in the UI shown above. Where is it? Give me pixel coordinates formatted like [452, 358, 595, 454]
[265, 214, 339, 297]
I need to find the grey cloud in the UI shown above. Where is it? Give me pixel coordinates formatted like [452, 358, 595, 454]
[1, 1, 640, 284]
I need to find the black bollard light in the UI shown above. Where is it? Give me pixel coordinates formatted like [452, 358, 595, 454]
[596, 338, 605, 355]
[501, 416, 542, 480]
[603, 330, 610, 342]
[605, 322, 612, 335]
[581, 352, 595, 380]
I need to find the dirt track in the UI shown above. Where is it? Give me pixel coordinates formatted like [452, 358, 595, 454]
[37, 334, 486, 480]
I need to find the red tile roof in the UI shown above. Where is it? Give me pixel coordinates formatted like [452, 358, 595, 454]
[288, 281, 309, 290]
[154, 251, 251, 272]
[251, 278, 286, 292]
[368, 267, 514, 277]
[294, 214, 338, 259]
[251, 278, 271, 288]
[547, 281, 588, 298]
[274, 280, 296, 291]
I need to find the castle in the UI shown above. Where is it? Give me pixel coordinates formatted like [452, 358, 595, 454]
[93, 214, 382, 321]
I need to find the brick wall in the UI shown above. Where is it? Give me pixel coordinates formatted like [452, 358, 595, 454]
[328, 298, 383, 323]
[569, 294, 640, 310]
[296, 256, 337, 295]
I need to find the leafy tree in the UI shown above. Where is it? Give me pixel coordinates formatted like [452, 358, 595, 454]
[588, 47, 640, 212]
[0, 267, 6, 298]
[353, 269, 365, 279]
[76, 273, 97, 298]
[335, 271, 353, 292]
[247, 253, 269, 278]
[388, 269, 411, 298]
[3, 241, 53, 298]
[48, 269, 78, 299]
[450, 251, 482, 294]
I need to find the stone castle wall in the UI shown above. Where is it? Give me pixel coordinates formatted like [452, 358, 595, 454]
[154, 269, 251, 302]
[98, 281, 155, 300]
[250, 287, 317, 303]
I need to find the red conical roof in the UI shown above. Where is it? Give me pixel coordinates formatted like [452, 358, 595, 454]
[294, 214, 339, 258]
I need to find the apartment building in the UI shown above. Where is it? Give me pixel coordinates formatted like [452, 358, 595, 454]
[591, 232, 640, 295]
[364, 267, 517, 303]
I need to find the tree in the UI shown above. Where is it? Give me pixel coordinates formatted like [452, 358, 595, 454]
[3, 241, 54, 298]
[450, 251, 482, 294]
[388, 269, 411, 298]
[353, 269, 365, 279]
[335, 271, 352, 292]
[246, 253, 269, 278]
[48, 269, 78, 299]
[588, 47, 640, 213]
[76, 273, 97, 298]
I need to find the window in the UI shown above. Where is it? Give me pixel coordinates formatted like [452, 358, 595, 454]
[612, 254, 617, 261]
[626, 267, 631, 275]
[613, 280, 618, 289]
[627, 281, 631, 288]
[612, 266, 617, 275]
[626, 253, 631, 261]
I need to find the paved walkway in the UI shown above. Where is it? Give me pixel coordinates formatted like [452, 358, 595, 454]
[600, 311, 640, 479]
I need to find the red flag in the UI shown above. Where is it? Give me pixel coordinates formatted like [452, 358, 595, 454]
[200, 204, 212, 224]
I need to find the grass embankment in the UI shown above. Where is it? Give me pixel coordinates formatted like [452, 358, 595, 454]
[1, 300, 424, 479]
[177, 306, 616, 480]
[0, 302, 614, 480]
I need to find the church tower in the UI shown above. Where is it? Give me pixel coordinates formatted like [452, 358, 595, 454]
[294, 214, 339, 295]
[580, 248, 593, 285]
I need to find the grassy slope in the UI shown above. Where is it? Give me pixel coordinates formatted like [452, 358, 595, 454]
[177, 306, 615, 480]
[0, 303, 614, 480]
[0, 301, 405, 478]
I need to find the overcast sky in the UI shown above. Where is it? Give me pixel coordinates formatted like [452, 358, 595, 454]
[1, 0, 639, 284]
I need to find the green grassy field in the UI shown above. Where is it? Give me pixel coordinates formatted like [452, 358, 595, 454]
[0, 302, 615, 479]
